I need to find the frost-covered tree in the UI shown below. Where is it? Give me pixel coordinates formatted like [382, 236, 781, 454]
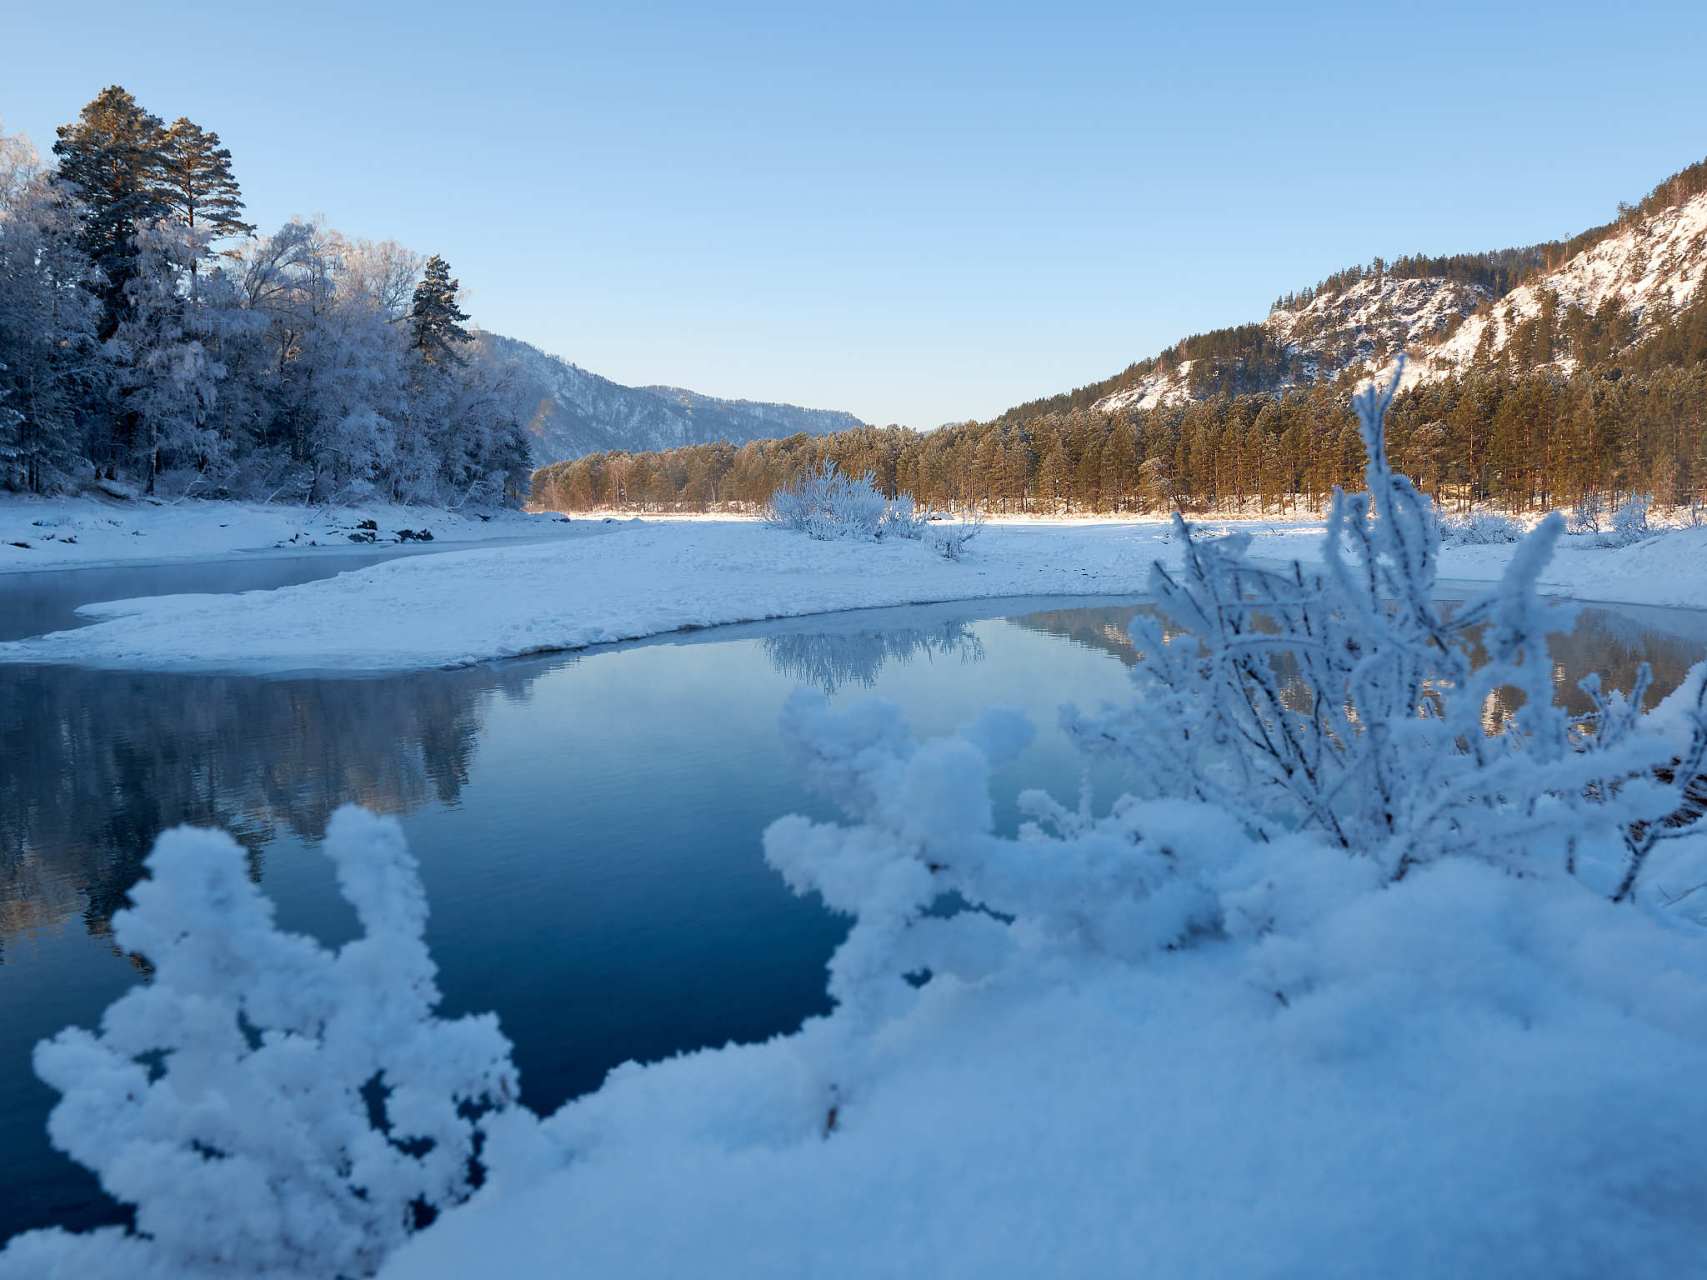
[769, 461, 888, 538]
[0, 120, 38, 208]
[0, 807, 526, 1280]
[237, 220, 406, 500]
[409, 254, 471, 366]
[0, 371, 19, 456]
[0, 164, 105, 492]
[109, 222, 232, 492]
[341, 237, 424, 322]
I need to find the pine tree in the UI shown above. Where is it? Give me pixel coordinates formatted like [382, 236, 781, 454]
[409, 255, 471, 365]
[51, 86, 168, 337]
[158, 118, 255, 277]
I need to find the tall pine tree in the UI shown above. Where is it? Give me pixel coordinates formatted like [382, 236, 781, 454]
[409, 255, 471, 365]
[158, 118, 255, 278]
[52, 86, 168, 337]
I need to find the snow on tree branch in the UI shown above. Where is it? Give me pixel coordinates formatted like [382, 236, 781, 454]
[1065, 358, 1702, 890]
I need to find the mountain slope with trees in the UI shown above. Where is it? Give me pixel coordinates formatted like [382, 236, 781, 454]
[1003, 158, 1707, 424]
[477, 333, 862, 467]
[536, 155, 1707, 519]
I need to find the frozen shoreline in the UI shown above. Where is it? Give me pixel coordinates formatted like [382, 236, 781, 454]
[0, 506, 1702, 673]
[0, 493, 587, 576]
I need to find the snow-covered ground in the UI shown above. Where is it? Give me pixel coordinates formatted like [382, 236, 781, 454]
[4, 454, 1705, 1278]
[2, 513, 1704, 671]
[379, 858, 1707, 1279]
[0, 494, 582, 575]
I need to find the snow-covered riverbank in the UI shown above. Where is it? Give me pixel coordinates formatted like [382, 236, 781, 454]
[0, 494, 582, 575]
[1, 514, 1704, 671]
[378, 857, 1707, 1280]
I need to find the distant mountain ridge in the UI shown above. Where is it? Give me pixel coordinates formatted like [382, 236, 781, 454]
[999, 155, 1707, 422]
[477, 333, 863, 465]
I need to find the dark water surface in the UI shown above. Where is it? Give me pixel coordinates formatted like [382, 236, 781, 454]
[1, 558, 1704, 1242]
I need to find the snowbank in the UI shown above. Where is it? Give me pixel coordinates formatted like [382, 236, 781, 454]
[1, 514, 1702, 673]
[380, 860, 1707, 1279]
[0, 494, 579, 575]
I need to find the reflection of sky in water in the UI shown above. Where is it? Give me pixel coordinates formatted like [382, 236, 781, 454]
[0, 561, 1703, 1243]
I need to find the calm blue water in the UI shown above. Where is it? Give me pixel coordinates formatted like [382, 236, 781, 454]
[1, 559, 1704, 1242]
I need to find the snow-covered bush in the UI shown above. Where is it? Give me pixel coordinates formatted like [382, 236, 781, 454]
[1, 806, 525, 1280]
[1608, 491, 1653, 546]
[768, 462, 946, 544]
[1437, 508, 1522, 546]
[767, 462, 889, 539]
[1075, 362, 1703, 887]
[877, 492, 930, 540]
[929, 510, 985, 560]
[1569, 491, 1604, 535]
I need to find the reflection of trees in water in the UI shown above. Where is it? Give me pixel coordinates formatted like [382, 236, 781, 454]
[762, 621, 987, 694]
[1475, 608, 1703, 731]
[0, 662, 546, 958]
[1010, 605, 1160, 665]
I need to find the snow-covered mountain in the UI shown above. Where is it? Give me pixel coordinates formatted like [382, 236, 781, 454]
[478, 333, 863, 464]
[1094, 274, 1500, 414]
[1413, 191, 1707, 382]
[1009, 158, 1707, 421]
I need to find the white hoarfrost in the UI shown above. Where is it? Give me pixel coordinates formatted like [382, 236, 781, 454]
[7, 364, 1706, 1279]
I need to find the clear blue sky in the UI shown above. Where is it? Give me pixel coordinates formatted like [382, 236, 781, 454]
[7, 1, 1707, 426]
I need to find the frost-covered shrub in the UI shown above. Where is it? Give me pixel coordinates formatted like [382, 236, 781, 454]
[1608, 492, 1653, 546]
[928, 511, 985, 560]
[1569, 491, 1604, 535]
[768, 462, 888, 539]
[1078, 362, 1703, 887]
[878, 492, 930, 540]
[1437, 508, 1522, 546]
[1, 807, 525, 1280]
[768, 462, 947, 544]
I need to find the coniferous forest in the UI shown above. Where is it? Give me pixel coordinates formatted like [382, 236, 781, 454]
[534, 160, 1707, 520]
[534, 351, 1707, 518]
[0, 88, 532, 504]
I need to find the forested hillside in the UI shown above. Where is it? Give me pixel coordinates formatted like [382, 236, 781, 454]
[535, 156, 1707, 518]
[998, 155, 1707, 423]
[478, 333, 861, 466]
